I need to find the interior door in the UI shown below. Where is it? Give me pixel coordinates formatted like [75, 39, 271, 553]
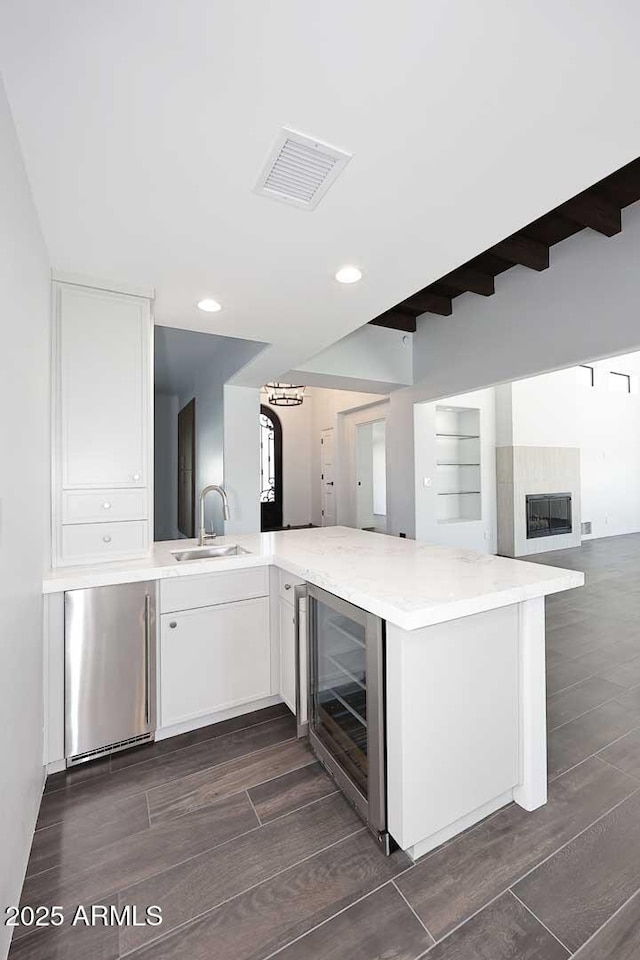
[178, 398, 195, 537]
[321, 428, 335, 526]
[356, 422, 374, 529]
[356, 419, 387, 531]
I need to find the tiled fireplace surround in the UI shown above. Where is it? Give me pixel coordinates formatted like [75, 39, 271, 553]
[497, 446, 581, 557]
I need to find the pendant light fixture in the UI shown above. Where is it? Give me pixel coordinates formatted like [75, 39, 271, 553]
[265, 382, 305, 406]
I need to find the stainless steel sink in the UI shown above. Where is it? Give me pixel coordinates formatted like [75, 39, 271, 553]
[171, 545, 251, 562]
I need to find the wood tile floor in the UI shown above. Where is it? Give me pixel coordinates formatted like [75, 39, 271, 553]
[11, 534, 640, 958]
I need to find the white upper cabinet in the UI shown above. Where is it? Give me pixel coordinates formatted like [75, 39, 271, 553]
[52, 280, 153, 566]
[56, 283, 150, 488]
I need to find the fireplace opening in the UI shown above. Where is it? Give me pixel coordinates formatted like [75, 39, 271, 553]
[526, 493, 572, 539]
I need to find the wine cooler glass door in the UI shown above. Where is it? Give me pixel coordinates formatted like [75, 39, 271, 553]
[308, 585, 385, 836]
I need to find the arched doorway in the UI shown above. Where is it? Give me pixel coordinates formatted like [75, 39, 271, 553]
[260, 404, 283, 531]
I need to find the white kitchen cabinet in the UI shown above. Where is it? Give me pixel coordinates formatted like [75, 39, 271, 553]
[52, 280, 153, 565]
[57, 283, 150, 488]
[160, 597, 270, 727]
[60, 520, 149, 565]
[278, 596, 296, 713]
[161, 567, 269, 614]
[278, 590, 308, 724]
[62, 488, 148, 524]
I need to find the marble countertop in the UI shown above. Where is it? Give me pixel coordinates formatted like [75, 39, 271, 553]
[43, 526, 584, 630]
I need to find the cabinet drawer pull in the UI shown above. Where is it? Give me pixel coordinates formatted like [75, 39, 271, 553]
[169, 621, 177, 629]
[102, 535, 112, 544]
[132, 473, 140, 481]
[284, 583, 291, 590]
[102, 501, 112, 510]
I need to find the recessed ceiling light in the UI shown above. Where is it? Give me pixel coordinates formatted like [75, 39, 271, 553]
[197, 298, 222, 313]
[335, 265, 362, 284]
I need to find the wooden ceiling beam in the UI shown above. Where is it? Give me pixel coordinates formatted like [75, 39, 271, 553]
[399, 290, 453, 317]
[441, 266, 495, 296]
[559, 192, 622, 237]
[369, 310, 417, 332]
[490, 235, 549, 271]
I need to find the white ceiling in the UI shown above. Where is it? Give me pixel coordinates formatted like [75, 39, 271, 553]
[2, 1, 640, 386]
[154, 326, 264, 396]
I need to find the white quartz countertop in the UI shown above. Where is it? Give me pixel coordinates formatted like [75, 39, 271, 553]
[43, 526, 584, 630]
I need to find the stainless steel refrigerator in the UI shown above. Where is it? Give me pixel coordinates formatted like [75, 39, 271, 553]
[64, 581, 157, 765]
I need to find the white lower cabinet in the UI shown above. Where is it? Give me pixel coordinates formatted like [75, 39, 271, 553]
[160, 596, 270, 727]
[278, 593, 308, 724]
[279, 596, 296, 713]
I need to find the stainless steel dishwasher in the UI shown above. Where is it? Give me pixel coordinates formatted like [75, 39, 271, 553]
[64, 581, 157, 766]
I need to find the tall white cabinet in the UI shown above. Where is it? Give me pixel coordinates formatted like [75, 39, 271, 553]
[52, 279, 153, 566]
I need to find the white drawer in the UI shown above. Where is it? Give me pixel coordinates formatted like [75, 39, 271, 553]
[161, 566, 269, 613]
[279, 568, 306, 602]
[60, 521, 149, 565]
[62, 488, 147, 524]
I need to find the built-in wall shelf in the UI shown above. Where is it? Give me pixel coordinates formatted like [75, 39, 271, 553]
[435, 406, 482, 524]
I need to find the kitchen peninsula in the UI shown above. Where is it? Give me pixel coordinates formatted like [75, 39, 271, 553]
[43, 526, 583, 860]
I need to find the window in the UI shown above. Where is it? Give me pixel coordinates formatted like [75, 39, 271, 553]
[259, 405, 283, 531]
[259, 411, 276, 504]
[577, 365, 594, 387]
[609, 371, 631, 393]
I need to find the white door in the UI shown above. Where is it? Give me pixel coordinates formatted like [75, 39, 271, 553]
[58, 284, 150, 489]
[356, 422, 374, 529]
[356, 418, 387, 531]
[320, 428, 335, 526]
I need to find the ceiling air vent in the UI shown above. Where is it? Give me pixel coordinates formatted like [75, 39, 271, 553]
[254, 128, 351, 210]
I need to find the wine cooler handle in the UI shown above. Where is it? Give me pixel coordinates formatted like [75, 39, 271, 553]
[293, 584, 308, 739]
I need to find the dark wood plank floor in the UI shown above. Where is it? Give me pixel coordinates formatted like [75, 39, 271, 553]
[11, 534, 640, 959]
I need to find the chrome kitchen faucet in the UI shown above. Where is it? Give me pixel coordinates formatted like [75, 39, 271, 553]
[198, 485, 231, 545]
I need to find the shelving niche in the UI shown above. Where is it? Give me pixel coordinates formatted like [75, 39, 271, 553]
[435, 405, 481, 524]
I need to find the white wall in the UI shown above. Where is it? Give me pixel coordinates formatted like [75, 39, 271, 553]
[510, 368, 580, 447]
[262, 394, 313, 526]
[176, 339, 261, 536]
[153, 392, 179, 540]
[310, 388, 387, 527]
[414, 388, 497, 553]
[412, 203, 640, 398]
[288, 324, 413, 394]
[507, 361, 640, 541]
[388, 202, 640, 539]
[0, 77, 50, 960]
[224, 385, 260, 535]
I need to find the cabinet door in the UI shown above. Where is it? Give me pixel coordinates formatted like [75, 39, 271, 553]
[160, 597, 270, 727]
[278, 595, 308, 722]
[58, 284, 150, 488]
[279, 597, 296, 713]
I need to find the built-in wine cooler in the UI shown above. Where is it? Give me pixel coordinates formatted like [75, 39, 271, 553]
[306, 584, 389, 853]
